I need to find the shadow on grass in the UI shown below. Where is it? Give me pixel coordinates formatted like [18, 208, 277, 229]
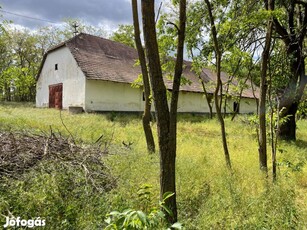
[0, 101, 35, 108]
[295, 139, 307, 152]
[295, 140, 307, 159]
[177, 113, 209, 122]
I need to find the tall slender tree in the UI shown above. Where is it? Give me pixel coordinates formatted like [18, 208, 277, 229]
[131, 0, 155, 153]
[137, 0, 186, 224]
[258, 0, 274, 172]
[204, 0, 232, 168]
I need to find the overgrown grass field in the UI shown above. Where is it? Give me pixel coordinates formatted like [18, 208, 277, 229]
[0, 103, 306, 229]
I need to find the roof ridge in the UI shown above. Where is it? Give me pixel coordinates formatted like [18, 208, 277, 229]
[45, 33, 80, 54]
[70, 32, 136, 51]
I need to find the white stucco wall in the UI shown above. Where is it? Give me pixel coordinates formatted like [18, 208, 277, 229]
[85, 80, 143, 112]
[238, 97, 258, 113]
[84, 81, 257, 113]
[178, 91, 257, 114]
[36, 46, 86, 109]
[177, 91, 210, 113]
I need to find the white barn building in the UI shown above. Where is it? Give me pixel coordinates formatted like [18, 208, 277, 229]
[36, 33, 258, 114]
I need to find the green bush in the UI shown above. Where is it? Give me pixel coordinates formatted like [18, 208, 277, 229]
[104, 190, 183, 230]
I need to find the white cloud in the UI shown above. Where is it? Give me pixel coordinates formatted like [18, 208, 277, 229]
[0, 0, 133, 29]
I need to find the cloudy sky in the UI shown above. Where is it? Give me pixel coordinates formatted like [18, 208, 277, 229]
[0, 0, 136, 32]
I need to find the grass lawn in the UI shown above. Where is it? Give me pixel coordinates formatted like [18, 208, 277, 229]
[0, 102, 306, 229]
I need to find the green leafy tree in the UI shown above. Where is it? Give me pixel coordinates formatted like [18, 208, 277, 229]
[37, 18, 107, 54]
[0, 26, 47, 101]
[110, 24, 135, 48]
[0, 18, 107, 102]
[2, 29, 41, 101]
[0, 23, 13, 101]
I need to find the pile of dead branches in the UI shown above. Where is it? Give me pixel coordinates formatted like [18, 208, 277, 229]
[0, 129, 116, 192]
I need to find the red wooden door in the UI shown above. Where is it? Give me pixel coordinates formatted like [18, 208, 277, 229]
[49, 84, 63, 109]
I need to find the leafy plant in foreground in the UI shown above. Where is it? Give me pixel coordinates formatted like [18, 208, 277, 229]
[104, 191, 183, 230]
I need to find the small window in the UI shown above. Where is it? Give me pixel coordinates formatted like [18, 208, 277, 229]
[55, 64, 58, 70]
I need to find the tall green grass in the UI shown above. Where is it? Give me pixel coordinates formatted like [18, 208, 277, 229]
[0, 103, 306, 229]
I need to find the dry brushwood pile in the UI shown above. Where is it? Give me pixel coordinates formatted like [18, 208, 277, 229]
[0, 129, 116, 192]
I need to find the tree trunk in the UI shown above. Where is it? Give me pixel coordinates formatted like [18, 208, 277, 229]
[167, 0, 186, 222]
[223, 76, 234, 118]
[190, 50, 213, 119]
[258, 0, 273, 172]
[131, 0, 155, 153]
[141, 0, 186, 224]
[222, 95, 228, 118]
[268, 72, 278, 182]
[278, 102, 298, 140]
[169, 0, 186, 152]
[205, 0, 231, 169]
[278, 44, 306, 140]
[272, 0, 307, 140]
[200, 80, 213, 119]
[4, 82, 11, 101]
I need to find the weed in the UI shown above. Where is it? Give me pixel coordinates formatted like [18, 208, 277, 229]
[0, 104, 306, 229]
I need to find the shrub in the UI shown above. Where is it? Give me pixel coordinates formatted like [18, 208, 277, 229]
[0, 130, 116, 229]
[105, 191, 183, 230]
